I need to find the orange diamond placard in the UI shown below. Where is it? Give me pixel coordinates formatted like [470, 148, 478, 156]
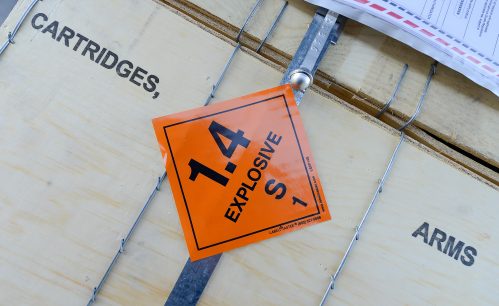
[152, 85, 330, 260]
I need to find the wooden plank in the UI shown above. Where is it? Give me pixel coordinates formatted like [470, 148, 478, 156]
[0, 0, 497, 305]
[332, 141, 499, 305]
[183, 0, 499, 172]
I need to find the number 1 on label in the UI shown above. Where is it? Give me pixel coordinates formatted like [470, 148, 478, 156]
[188, 159, 229, 187]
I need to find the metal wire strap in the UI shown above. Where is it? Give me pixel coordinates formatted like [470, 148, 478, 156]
[88, 1, 289, 305]
[319, 62, 438, 306]
[376, 63, 409, 118]
[87, 173, 166, 306]
[398, 62, 437, 131]
[0, 0, 41, 56]
[203, 44, 241, 106]
[204, 0, 288, 106]
[256, 1, 288, 53]
[235, 0, 264, 42]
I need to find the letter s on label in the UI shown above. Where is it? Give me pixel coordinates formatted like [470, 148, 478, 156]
[253, 157, 268, 170]
[265, 179, 287, 200]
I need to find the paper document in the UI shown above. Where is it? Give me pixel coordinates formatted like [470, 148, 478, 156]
[398, 0, 499, 58]
[307, 0, 499, 96]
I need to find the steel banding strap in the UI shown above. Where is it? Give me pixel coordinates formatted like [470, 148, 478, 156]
[166, 7, 345, 306]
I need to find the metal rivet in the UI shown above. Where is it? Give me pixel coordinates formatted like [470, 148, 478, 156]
[289, 69, 313, 92]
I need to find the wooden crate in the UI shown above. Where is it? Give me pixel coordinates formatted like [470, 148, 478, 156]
[0, 0, 497, 305]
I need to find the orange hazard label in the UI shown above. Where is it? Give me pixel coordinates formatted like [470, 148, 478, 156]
[152, 85, 330, 260]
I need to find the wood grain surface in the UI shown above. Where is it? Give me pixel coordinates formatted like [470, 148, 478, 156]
[0, 0, 497, 305]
